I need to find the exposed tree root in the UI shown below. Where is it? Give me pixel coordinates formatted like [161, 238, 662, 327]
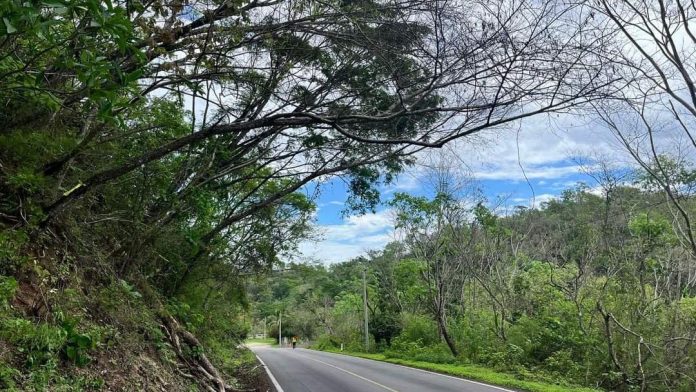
[161, 314, 244, 392]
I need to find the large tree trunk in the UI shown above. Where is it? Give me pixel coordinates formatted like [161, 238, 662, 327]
[437, 312, 458, 357]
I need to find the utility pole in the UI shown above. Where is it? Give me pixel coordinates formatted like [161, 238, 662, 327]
[362, 266, 369, 351]
[263, 316, 267, 338]
[278, 311, 282, 348]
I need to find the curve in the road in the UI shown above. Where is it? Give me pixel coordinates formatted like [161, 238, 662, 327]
[252, 347, 516, 392]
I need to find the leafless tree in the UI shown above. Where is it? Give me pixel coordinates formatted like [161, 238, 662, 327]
[591, 0, 696, 255]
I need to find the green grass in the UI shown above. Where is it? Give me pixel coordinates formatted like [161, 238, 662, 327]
[316, 350, 601, 392]
[243, 337, 276, 345]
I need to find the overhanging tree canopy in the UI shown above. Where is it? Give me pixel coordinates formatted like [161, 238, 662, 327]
[1, 0, 614, 260]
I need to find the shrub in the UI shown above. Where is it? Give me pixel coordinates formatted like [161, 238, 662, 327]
[0, 318, 66, 369]
[397, 314, 439, 346]
[0, 276, 18, 309]
[312, 334, 339, 350]
[167, 300, 204, 331]
[0, 232, 28, 273]
[480, 343, 525, 370]
[543, 349, 582, 381]
[385, 336, 456, 364]
[61, 319, 96, 367]
[0, 312, 99, 370]
[0, 364, 20, 391]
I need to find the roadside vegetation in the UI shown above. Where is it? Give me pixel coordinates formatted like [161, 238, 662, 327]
[244, 338, 276, 346]
[322, 351, 600, 392]
[2, 0, 696, 391]
[249, 172, 696, 392]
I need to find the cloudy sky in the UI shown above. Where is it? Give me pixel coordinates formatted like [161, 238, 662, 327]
[295, 113, 637, 264]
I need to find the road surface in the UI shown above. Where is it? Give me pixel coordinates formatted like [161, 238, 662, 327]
[251, 347, 513, 392]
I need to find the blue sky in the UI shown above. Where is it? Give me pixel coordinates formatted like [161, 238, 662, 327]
[296, 114, 630, 264]
[310, 169, 590, 226]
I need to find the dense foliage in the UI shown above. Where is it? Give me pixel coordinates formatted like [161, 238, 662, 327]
[0, 0, 609, 390]
[3, 0, 696, 390]
[250, 182, 696, 391]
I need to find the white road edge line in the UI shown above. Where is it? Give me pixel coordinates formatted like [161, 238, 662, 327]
[307, 349, 516, 392]
[301, 354, 399, 392]
[255, 354, 285, 392]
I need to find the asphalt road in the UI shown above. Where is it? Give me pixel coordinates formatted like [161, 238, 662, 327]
[251, 347, 512, 392]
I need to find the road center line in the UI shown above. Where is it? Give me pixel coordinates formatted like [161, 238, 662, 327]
[301, 354, 399, 392]
[315, 350, 515, 392]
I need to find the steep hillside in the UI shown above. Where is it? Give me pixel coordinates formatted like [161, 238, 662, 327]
[0, 231, 274, 391]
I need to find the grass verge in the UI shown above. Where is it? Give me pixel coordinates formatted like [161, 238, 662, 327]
[243, 337, 276, 345]
[316, 350, 601, 392]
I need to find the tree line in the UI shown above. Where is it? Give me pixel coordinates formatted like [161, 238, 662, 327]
[250, 165, 696, 391]
[2, 0, 696, 390]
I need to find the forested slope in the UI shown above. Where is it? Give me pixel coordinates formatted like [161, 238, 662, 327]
[0, 0, 607, 390]
[249, 184, 696, 391]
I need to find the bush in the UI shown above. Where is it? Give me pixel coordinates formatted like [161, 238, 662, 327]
[166, 300, 204, 331]
[480, 343, 526, 370]
[543, 349, 582, 381]
[0, 364, 20, 391]
[0, 276, 18, 309]
[450, 311, 499, 363]
[397, 314, 439, 346]
[0, 232, 28, 274]
[60, 318, 96, 367]
[312, 335, 339, 350]
[385, 336, 456, 364]
[0, 318, 66, 369]
[0, 313, 100, 370]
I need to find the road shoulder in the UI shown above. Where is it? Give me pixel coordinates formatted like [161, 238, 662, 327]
[254, 352, 283, 392]
[309, 349, 600, 392]
[246, 343, 281, 392]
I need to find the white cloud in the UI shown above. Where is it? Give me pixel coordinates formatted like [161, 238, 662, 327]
[382, 172, 421, 194]
[506, 193, 557, 208]
[474, 163, 584, 181]
[530, 193, 558, 207]
[295, 210, 395, 264]
[297, 111, 647, 265]
[437, 113, 632, 182]
[318, 200, 345, 207]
